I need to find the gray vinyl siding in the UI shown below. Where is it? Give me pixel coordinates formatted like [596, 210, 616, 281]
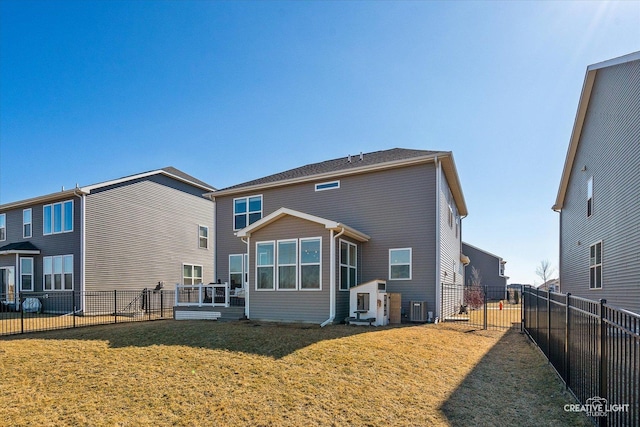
[462, 243, 507, 300]
[439, 168, 463, 318]
[85, 178, 214, 293]
[559, 58, 640, 314]
[248, 215, 331, 323]
[0, 197, 81, 293]
[215, 163, 438, 320]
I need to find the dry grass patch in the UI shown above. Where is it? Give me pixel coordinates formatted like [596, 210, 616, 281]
[0, 320, 589, 426]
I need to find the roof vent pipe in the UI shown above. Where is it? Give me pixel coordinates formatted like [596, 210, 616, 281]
[359, 152, 363, 161]
[347, 154, 351, 163]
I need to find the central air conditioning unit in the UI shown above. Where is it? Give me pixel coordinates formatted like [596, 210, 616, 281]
[409, 301, 428, 322]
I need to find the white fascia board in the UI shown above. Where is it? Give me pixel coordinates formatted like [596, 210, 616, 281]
[0, 189, 87, 211]
[81, 170, 214, 193]
[236, 207, 370, 242]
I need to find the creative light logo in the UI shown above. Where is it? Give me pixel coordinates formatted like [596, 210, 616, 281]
[564, 396, 629, 417]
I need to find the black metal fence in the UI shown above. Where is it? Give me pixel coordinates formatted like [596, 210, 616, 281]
[0, 289, 175, 336]
[441, 283, 522, 330]
[523, 286, 639, 426]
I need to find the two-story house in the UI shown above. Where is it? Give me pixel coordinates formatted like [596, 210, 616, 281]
[207, 148, 468, 325]
[0, 167, 214, 313]
[461, 242, 507, 300]
[552, 51, 640, 314]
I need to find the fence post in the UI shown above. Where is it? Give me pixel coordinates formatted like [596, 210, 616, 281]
[521, 285, 525, 333]
[147, 289, 151, 321]
[160, 291, 164, 318]
[483, 285, 487, 330]
[114, 289, 118, 324]
[564, 293, 571, 389]
[20, 293, 24, 334]
[547, 289, 551, 358]
[599, 299, 608, 412]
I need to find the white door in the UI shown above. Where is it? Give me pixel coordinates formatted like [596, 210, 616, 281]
[0, 267, 16, 303]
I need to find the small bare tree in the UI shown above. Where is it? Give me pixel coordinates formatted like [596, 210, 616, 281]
[464, 267, 484, 309]
[535, 259, 556, 287]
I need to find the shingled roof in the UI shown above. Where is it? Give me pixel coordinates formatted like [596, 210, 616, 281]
[217, 148, 441, 192]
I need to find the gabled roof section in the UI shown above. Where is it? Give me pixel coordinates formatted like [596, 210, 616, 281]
[553, 51, 640, 211]
[208, 148, 468, 216]
[1, 167, 214, 211]
[236, 207, 371, 242]
[81, 166, 215, 193]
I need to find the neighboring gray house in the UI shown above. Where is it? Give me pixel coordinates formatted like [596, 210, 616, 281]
[461, 242, 507, 300]
[538, 278, 560, 293]
[0, 167, 214, 312]
[207, 148, 468, 324]
[553, 51, 640, 314]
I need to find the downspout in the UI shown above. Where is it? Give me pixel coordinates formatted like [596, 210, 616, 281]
[434, 156, 442, 319]
[74, 188, 86, 313]
[321, 227, 346, 327]
[241, 237, 250, 319]
[211, 197, 217, 282]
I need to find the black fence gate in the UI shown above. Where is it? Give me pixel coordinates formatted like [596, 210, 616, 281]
[440, 283, 522, 330]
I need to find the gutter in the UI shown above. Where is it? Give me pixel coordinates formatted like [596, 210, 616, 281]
[321, 227, 346, 327]
[73, 187, 87, 313]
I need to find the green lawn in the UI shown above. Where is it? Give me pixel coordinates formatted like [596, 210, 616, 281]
[0, 320, 589, 426]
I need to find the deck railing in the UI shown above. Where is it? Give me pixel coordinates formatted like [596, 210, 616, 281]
[175, 283, 230, 307]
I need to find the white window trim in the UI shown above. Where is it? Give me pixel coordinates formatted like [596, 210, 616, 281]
[182, 263, 204, 286]
[43, 254, 74, 291]
[299, 237, 322, 291]
[43, 200, 74, 235]
[315, 180, 340, 192]
[23, 208, 32, 238]
[198, 225, 209, 249]
[277, 239, 298, 291]
[589, 241, 603, 290]
[389, 247, 412, 281]
[339, 239, 357, 291]
[233, 194, 263, 231]
[20, 257, 34, 291]
[0, 213, 5, 241]
[255, 241, 276, 291]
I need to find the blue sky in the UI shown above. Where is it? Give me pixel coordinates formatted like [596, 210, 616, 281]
[1, 1, 639, 285]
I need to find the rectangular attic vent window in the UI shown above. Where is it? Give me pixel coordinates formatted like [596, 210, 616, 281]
[315, 181, 340, 191]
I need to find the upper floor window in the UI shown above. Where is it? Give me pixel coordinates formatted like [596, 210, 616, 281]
[23, 209, 32, 238]
[234, 195, 262, 230]
[198, 225, 209, 249]
[44, 255, 73, 291]
[389, 248, 412, 280]
[587, 177, 593, 217]
[340, 240, 357, 290]
[589, 242, 602, 289]
[44, 200, 73, 235]
[315, 180, 340, 191]
[0, 213, 5, 241]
